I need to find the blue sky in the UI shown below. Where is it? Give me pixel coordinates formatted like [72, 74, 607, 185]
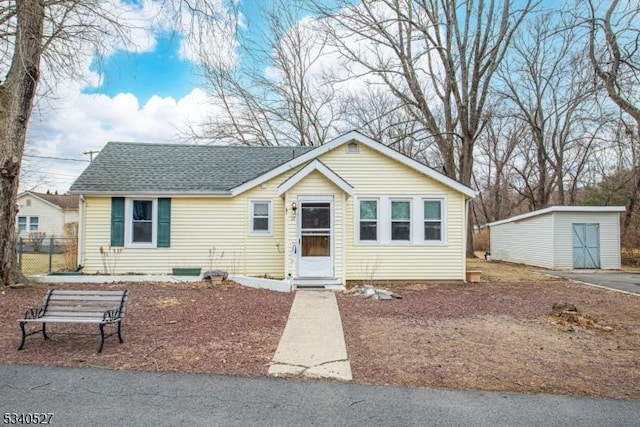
[82, 1, 269, 104]
[83, 33, 199, 103]
[24, 0, 274, 193]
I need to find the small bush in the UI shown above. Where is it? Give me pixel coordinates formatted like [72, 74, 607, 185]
[28, 232, 46, 253]
[473, 229, 489, 251]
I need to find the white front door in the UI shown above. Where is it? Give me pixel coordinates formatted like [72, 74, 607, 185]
[298, 201, 333, 277]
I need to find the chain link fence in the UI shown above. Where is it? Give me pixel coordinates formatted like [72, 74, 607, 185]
[17, 236, 79, 276]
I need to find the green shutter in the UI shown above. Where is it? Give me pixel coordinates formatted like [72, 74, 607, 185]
[157, 198, 171, 248]
[111, 197, 125, 247]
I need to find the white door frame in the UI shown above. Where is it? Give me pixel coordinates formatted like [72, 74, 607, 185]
[297, 196, 334, 278]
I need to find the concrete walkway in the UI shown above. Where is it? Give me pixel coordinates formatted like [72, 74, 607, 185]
[269, 291, 352, 381]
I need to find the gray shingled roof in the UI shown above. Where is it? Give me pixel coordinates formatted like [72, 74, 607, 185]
[33, 192, 80, 209]
[69, 142, 316, 193]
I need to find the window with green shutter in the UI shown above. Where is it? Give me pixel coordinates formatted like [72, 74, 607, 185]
[157, 198, 171, 247]
[111, 197, 125, 247]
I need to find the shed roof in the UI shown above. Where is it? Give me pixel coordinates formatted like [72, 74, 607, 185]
[487, 206, 626, 228]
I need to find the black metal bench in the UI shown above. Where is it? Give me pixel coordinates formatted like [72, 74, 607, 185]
[17, 289, 128, 353]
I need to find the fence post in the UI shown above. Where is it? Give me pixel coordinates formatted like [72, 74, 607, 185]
[48, 236, 54, 273]
[18, 238, 23, 270]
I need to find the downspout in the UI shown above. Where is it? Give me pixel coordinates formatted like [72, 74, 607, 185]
[464, 197, 470, 280]
[78, 195, 87, 268]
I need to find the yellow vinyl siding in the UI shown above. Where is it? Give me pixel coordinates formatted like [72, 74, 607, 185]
[283, 170, 345, 281]
[81, 142, 467, 280]
[82, 170, 298, 276]
[317, 143, 466, 280]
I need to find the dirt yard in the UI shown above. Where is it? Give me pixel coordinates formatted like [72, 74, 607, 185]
[1, 262, 638, 400]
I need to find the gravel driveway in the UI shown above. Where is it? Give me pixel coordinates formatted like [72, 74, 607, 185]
[545, 271, 640, 295]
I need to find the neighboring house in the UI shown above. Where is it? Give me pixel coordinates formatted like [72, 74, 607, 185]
[487, 206, 625, 270]
[69, 131, 476, 284]
[16, 191, 80, 239]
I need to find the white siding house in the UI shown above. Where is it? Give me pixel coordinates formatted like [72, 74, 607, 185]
[16, 192, 79, 239]
[487, 206, 625, 270]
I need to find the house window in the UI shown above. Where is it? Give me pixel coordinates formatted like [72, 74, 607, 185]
[132, 200, 153, 243]
[124, 199, 157, 246]
[391, 200, 411, 241]
[17, 216, 38, 232]
[250, 201, 271, 234]
[17, 216, 27, 232]
[358, 199, 378, 241]
[424, 199, 443, 241]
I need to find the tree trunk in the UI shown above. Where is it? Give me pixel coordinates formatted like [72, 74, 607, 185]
[0, 0, 45, 286]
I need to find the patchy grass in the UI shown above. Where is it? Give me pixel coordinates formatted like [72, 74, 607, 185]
[19, 253, 66, 276]
[467, 254, 554, 282]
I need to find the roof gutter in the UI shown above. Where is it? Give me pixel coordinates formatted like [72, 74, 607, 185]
[69, 190, 233, 197]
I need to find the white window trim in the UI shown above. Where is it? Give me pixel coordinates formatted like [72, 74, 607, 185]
[354, 195, 448, 246]
[356, 198, 380, 243]
[125, 198, 157, 248]
[17, 216, 39, 233]
[422, 197, 447, 245]
[390, 198, 413, 243]
[249, 200, 273, 235]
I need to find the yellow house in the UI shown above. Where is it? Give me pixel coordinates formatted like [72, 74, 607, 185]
[70, 131, 475, 286]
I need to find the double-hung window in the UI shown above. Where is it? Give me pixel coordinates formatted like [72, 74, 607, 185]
[112, 197, 170, 248]
[424, 199, 443, 241]
[391, 200, 411, 241]
[358, 200, 378, 241]
[250, 201, 271, 234]
[131, 200, 154, 244]
[17, 216, 38, 232]
[17, 216, 27, 232]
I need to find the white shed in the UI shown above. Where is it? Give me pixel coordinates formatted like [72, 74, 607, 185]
[487, 206, 625, 270]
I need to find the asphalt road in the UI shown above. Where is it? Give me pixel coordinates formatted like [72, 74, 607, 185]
[547, 271, 640, 295]
[1, 365, 638, 426]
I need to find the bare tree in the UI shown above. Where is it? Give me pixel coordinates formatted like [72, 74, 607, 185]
[586, 0, 640, 130]
[0, 0, 45, 286]
[583, 0, 640, 241]
[317, 0, 537, 255]
[0, 0, 230, 286]
[472, 107, 526, 224]
[193, 0, 341, 146]
[498, 11, 602, 209]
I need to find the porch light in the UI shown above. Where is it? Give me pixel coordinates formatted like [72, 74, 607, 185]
[291, 201, 298, 213]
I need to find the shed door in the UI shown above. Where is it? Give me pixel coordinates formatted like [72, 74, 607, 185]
[572, 223, 600, 269]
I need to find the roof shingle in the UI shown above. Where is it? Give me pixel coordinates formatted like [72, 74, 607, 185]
[69, 142, 316, 193]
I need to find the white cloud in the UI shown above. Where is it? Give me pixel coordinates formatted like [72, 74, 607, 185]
[22, 88, 219, 193]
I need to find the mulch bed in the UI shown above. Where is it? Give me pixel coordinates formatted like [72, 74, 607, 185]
[2, 279, 639, 400]
[0, 281, 293, 377]
[337, 280, 640, 399]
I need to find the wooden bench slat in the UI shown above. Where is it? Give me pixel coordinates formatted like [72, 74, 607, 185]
[22, 317, 113, 324]
[46, 302, 124, 308]
[18, 289, 128, 353]
[43, 310, 117, 317]
[48, 295, 127, 302]
[46, 290, 127, 295]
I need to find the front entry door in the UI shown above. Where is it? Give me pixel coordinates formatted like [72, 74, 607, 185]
[298, 201, 333, 277]
[572, 223, 601, 269]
